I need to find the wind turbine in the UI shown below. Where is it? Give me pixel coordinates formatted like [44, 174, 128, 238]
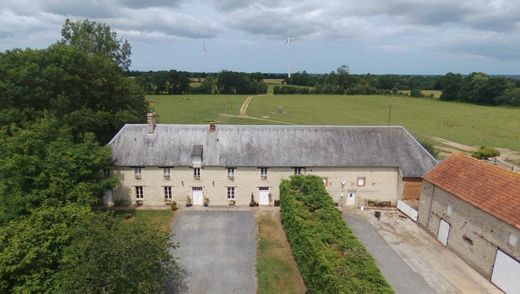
[285, 37, 295, 78]
[202, 40, 208, 74]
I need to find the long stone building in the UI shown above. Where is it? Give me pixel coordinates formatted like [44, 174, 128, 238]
[106, 113, 436, 207]
[418, 153, 520, 293]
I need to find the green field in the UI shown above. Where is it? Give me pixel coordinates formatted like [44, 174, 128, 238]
[147, 94, 520, 152]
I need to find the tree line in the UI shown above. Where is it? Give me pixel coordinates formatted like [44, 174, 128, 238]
[0, 19, 180, 293]
[439, 72, 520, 106]
[132, 70, 267, 95]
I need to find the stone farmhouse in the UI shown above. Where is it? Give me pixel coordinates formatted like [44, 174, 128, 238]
[106, 113, 436, 208]
[418, 153, 520, 293]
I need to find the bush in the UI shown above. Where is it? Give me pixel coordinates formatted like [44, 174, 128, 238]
[280, 175, 393, 293]
[471, 146, 500, 159]
[410, 88, 423, 97]
[420, 140, 439, 159]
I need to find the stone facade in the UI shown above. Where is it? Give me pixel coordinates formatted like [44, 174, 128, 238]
[418, 181, 520, 279]
[111, 166, 403, 207]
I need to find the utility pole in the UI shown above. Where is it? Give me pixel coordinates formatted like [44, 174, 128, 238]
[387, 105, 392, 126]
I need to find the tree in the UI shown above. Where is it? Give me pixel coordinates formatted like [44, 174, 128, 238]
[0, 205, 180, 293]
[60, 19, 131, 71]
[0, 118, 115, 224]
[440, 73, 464, 101]
[0, 44, 148, 143]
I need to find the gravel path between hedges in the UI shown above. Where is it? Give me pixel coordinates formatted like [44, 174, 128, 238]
[171, 210, 257, 294]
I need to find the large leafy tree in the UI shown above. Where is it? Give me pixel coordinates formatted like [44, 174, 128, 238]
[0, 44, 148, 143]
[0, 205, 180, 293]
[60, 18, 132, 71]
[0, 118, 115, 224]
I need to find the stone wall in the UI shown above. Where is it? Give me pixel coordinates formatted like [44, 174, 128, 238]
[418, 181, 520, 279]
[112, 166, 402, 207]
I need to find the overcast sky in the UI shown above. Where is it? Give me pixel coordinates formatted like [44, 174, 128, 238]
[1, 0, 520, 74]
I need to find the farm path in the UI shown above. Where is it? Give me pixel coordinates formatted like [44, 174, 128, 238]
[230, 94, 294, 125]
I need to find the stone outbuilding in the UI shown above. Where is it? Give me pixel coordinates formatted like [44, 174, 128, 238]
[106, 114, 436, 208]
[418, 153, 520, 293]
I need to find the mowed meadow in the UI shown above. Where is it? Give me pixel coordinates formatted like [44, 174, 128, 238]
[146, 94, 520, 152]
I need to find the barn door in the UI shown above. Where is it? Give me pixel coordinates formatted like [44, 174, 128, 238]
[437, 219, 450, 246]
[346, 192, 356, 206]
[491, 249, 520, 293]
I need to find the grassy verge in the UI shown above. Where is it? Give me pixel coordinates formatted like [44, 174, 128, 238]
[113, 210, 174, 232]
[256, 211, 306, 294]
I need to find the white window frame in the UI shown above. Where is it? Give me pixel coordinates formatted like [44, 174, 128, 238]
[134, 167, 142, 179]
[194, 168, 200, 179]
[163, 167, 171, 180]
[294, 167, 304, 175]
[357, 177, 366, 186]
[164, 186, 172, 200]
[260, 168, 268, 179]
[227, 186, 236, 200]
[227, 167, 235, 178]
[135, 186, 144, 199]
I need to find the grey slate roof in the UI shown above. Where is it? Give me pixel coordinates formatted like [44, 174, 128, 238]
[108, 124, 437, 177]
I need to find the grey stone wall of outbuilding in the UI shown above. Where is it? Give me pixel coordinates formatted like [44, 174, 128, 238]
[418, 181, 520, 279]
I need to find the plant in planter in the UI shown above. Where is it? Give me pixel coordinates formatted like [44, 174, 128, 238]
[204, 197, 210, 207]
[186, 196, 193, 207]
[229, 200, 236, 206]
[136, 200, 143, 207]
[249, 193, 258, 207]
[171, 201, 178, 211]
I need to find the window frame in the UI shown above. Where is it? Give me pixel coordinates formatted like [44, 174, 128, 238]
[260, 167, 268, 179]
[294, 167, 304, 175]
[194, 168, 201, 179]
[227, 167, 236, 178]
[357, 177, 366, 187]
[227, 186, 236, 200]
[134, 167, 142, 179]
[164, 186, 172, 200]
[135, 186, 144, 199]
[163, 167, 171, 180]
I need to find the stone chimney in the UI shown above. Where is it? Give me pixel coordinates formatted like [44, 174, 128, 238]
[209, 121, 216, 132]
[147, 112, 157, 134]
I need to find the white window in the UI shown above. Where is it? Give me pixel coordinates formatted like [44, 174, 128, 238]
[227, 168, 235, 178]
[164, 186, 172, 200]
[357, 177, 366, 186]
[194, 168, 200, 179]
[135, 186, 144, 199]
[134, 167, 142, 179]
[227, 187, 236, 200]
[260, 168, 268, 179]
[163, 167, 171, 180]
[294, 167, 304, 175]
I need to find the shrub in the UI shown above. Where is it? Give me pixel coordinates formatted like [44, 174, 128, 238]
[471, 146, 500, 159]
[280, 175, 393, 293]
[419, 140, 439, 159]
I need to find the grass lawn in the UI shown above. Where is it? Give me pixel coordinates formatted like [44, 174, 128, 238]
[399, 89, 442, 98]
[147, 94, 247, 124]
[247, 94, 520, 151]
[113, 209, 174, 232]
[256, 211, 306, 294]
[146, 94, 520, 152]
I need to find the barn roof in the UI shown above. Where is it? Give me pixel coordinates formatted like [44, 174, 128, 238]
[424, 153, 520, 229]
[108, 124, 437, 177]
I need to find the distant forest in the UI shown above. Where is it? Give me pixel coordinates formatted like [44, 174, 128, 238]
[129, 67, 520, 107]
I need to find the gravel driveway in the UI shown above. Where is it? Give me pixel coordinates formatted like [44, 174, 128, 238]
[172, 210, 257, 294]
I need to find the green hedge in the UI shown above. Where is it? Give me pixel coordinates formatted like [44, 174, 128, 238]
[280, 175, 394, 293]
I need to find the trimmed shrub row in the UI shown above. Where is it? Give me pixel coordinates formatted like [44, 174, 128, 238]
[280, 175, 394, 293]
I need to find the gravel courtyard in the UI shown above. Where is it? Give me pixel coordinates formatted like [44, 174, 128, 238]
[171, 210, 257, 294]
